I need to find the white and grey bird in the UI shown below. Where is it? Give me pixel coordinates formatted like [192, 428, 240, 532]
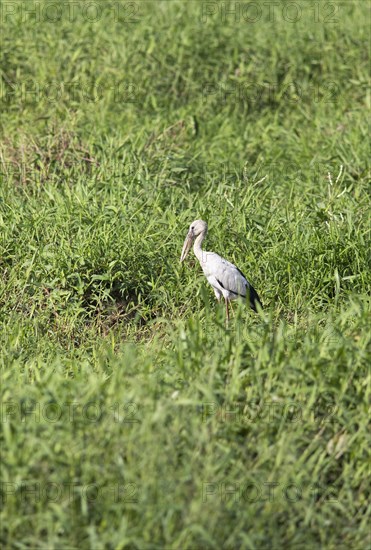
[180, 220, 263, 321]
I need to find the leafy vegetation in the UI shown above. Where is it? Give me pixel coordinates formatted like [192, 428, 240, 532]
[1, 0, 370, 548]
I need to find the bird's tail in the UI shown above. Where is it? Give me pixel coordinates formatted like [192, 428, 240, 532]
[248, 285, 263, 312]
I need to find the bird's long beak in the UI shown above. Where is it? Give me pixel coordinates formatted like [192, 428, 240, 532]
[180, 231, 194, 262]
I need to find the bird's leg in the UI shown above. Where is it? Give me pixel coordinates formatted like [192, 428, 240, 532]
[225, 298, 230, 325]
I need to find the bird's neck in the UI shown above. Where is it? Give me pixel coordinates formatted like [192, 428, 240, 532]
[193, 232, 206, 262]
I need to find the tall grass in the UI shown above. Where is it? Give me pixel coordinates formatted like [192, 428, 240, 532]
[1, 1, 370, 548]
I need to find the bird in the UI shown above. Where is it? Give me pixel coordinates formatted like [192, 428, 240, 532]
[180, 219, 263, 322]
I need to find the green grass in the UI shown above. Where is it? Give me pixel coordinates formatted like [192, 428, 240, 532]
[1, 0, 370, 548]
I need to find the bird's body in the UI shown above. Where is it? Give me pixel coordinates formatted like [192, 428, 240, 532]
[180, 220, 262, 321]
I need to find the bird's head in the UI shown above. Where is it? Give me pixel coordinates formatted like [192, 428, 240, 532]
[180, 219, 208, 262]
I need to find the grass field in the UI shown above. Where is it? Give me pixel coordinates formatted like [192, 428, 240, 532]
[1, 0, 370, 548]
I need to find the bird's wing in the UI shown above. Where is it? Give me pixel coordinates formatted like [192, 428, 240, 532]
[200, 252, 247, 295]
[200, 251, 263, 311]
